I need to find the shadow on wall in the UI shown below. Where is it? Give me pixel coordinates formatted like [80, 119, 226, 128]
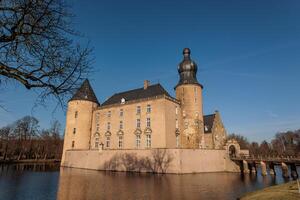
[102, 149, 173, 173]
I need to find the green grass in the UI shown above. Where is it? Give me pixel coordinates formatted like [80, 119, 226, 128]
[240, 181, 300, 200]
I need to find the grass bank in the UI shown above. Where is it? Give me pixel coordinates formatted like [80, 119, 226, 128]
[240, 180, 300, 200]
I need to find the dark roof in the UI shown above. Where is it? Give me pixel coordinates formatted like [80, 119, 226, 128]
[102, 84, 173, 106]
[69, 79, 99, 104]
[204, 114, 215, 133]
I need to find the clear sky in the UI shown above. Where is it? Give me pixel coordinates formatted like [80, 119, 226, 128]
[1, 0, 300, 142]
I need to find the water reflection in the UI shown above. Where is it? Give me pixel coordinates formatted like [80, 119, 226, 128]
[56, 166, 298, 200]
[0, 164, 298, 200]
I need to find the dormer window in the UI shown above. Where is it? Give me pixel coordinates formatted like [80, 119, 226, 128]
[121, 98, 126, 104]
[205, 126, 208, 132]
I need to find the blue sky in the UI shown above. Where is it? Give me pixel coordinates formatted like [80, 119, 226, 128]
[1, 0, 300, 142]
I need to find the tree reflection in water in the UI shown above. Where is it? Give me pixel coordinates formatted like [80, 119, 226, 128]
[56, 166, 294, 200]
[0, 164, 297, 200]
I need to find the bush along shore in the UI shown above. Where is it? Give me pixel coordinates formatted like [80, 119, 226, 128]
[240, 180, 300, 200]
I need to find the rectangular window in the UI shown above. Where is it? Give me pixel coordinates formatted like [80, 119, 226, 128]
[75, 111, 78, 118]
[107, 111, 111, 117]
[71, 141, 75, 148]
[175, 106, 178, 115]
[118, 136, 123, 148]
[176, 135, 179, 148]
[120, 121, 123, 129]
[95, 113, 100, 122]
[136, 119, 141, 128]
[106, 137, 110, 148]
[136, 135, 141, 148]
[146, 118, 151, 127]
[107, 122, 111, 130]
[147, 104, 151, 113]
[175, 119, 179, 129]
[95, 137, 99, 148]
[146, 135, 151, 148]
[136, 106, 141, 115]
[73, 128, 76, 134]
[120, 109, 123, 117]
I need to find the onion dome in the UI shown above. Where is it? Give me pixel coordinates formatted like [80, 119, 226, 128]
[175, 48, 203, 89]
[69, 79, 99, 105]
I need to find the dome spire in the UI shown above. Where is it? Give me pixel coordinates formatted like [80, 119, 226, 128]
[175, 48, 203, 89]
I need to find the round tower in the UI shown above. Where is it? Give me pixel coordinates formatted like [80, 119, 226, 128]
[61, 79, 99, 165]
[175, 48, 204, 148]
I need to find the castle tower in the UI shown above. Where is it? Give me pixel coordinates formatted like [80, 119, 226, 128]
[175, 48, 204, 148]
[61, 79, 99, 165]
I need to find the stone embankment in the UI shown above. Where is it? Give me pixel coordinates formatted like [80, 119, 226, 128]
[240, 181, 300, 200]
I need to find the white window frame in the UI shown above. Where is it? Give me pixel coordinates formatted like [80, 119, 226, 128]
[136, 118, 141, 128]
[136, 106, 141, 115]
[146, 118, 151, 127]
[106, 136, 110, 148]
[95, 137, 99, 148]
[147, 104, 151, 113]
[146, 134, 151, 148]
[118, 135, 123, 148]
[136, 134, 141, 148]
[120, 121, 123, 129]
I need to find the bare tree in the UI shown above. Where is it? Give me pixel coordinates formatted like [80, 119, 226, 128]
[0, 0, 92, 106]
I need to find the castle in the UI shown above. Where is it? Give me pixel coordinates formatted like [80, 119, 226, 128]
[61, 48, 244, 173]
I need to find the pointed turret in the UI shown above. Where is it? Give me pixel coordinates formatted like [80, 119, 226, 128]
[69, 79, 99, 105]
[61, 79, 99, 166]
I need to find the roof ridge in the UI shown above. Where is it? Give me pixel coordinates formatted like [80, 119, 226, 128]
[114, 83, 161, 95]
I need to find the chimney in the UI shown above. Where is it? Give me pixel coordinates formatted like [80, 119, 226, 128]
[144, 80, 150, 90]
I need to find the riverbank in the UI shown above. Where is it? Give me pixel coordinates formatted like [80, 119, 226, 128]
[0, 159, 60, 164]
[240, 180, 300, 200]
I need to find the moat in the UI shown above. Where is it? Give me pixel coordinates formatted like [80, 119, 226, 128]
[0, 163, 299, 200]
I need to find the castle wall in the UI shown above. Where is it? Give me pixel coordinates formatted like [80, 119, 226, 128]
[61, 149, 240, 174]
[164, 100, 181, 148]
[90, 97, 180, 150]
[62, 100, 98, 163]
[211, 111, 227, 149]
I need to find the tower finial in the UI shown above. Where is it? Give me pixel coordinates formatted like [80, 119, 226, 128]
[183, 48, 191, 59]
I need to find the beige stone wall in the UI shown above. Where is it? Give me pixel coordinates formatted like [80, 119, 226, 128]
[62, 100, 98, 163]
[90, 97, 180, 150]
[62, 149, 240, 173]
[175, 84, 203, 148]
[204, 133, 214, 149]
[211, 111, 227, 149]
[164, 99, 181, 148]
